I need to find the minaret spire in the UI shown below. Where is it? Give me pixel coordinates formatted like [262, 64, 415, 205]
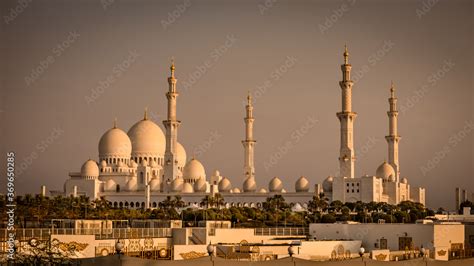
[163, 58, 181, 184]
[144, 107, 148, 120]
[344, 44, 349, 64]
[242, 91, 256, 181]
[337, 45, 357, 178]
[113, 118, 117, 128]
[170, 57, 175, 78]
[386, 81, 401, 181]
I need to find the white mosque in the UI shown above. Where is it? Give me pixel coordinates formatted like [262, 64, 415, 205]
[59, 48, 425, 209]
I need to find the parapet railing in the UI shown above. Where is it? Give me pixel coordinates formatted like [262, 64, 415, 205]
[254, 227, 308, 236]
[0, 228, 172, 241]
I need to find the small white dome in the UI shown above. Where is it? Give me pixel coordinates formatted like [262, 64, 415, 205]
[231, 188, 241, 193]
[128, 118, 166, 158]
[126, 177, 138, 191]
[104, 179, 116, 192]
[269, 177, 283, 192]
[295, 176, 310, 192]
[281, 189, 287, 193]
[243, 177, 257, 192]
[258, 188, 267, 193]
[176, 142, 187, 168]
[149, 178, 161, 191]
[183, 159, 206, 182]
[213, 170, 221, 176]
[81, 159, 99, 178]
[323, 176, 334, 192]
[150, 160, 159, 168]
[100, 160, 107, 168]
[194, 178, 207, 192]
[182, 182, 194, 193]
[99, 127, 132, 159]
[170, 177, 184, 192]
[376, 161, 396, 181]
[140, 159, 148, 167]
[401, 177, 408, 184]
[218, 177, 232, 192]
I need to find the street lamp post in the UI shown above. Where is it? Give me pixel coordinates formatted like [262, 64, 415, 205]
[207, 242, 215, 263]
[359, 247, 365, 261]
[115, 240, 124, 266]
[288, 245, 295, 257]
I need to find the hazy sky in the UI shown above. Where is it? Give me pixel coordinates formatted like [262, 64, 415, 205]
[0, 0, 472, 209]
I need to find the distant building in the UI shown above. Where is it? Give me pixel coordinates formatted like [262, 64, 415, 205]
[456, 187, 472, 211]
[55, 48, 425, 207]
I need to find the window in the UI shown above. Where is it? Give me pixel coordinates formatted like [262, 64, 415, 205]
[357, 189, 359, 193]
[357, 183, 360, 186]
[352, 183, 354, 186]
[352, 189, 354, 193]
[347, 189, 349, 193]
[346, 183, 349, 187]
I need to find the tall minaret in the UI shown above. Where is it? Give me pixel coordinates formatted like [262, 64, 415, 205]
[242, 92, 256, 180]
[386, 81, 401, 181]
[337, 45, 357, 178]
[163, 60, 181, 182]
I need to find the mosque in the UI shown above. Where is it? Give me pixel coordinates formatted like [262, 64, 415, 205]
[59, 47, 425, 209]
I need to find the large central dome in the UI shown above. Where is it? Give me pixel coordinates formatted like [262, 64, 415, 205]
[127, 117, 166, 159]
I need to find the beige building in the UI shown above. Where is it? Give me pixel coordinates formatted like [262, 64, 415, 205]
[59, 48, 425, 207]
[309, 222, 465, 261]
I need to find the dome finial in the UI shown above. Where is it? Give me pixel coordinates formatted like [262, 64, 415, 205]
[343, 44, 349, 64]
[247, 90, 252, 105]
[170, 56, 175, 77]
[390, 81, 395, 98]
[144, 107, 148, 120]
[113, 118, 117, 128]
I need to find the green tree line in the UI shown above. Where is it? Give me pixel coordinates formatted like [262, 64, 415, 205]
[0, 193, 437, 228]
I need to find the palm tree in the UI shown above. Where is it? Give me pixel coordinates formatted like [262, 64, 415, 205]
[308, 195, 328, 213]
[201, 195, 216, 208]
[213, 193, 225, 208]
[366, 201, 378, 213]
[172, 196, 186, 209]
[159, 196, 174, 210]
[330, 200, 343, 212]
[263, 195, 288, 212]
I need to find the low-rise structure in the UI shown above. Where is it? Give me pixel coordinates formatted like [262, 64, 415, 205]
[309, 222, 465, 261]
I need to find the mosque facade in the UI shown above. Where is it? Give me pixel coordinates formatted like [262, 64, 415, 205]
[60, 48, 425, 208]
